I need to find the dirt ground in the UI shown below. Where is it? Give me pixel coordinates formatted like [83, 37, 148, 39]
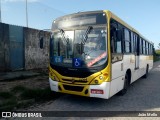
[0, 75, 49, 92]
[0, 73, 55, 111]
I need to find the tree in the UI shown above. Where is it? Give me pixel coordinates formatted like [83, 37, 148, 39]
[153, 47, 157, 55]
[158, 43, 160, 49]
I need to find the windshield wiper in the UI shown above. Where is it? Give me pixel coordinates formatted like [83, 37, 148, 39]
[81, 26, 93, 44]
[59, 29, 69, 43]
[59, 29, 69, 58]
[80, 26, 93, 54]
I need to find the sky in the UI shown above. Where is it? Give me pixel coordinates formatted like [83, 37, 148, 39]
[1, 0, 160, 49]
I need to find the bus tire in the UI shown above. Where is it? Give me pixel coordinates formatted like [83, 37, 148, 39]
[143, 65, 149, 78]
[118, 73, 129, 96]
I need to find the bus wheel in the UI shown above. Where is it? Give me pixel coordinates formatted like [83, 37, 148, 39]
[118, 73, 129, 96]
[143, 65, 149, 78]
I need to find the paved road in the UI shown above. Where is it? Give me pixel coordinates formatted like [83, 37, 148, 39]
[31, 61, 160, 120]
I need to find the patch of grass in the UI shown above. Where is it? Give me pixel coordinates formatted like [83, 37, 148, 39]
[0, 98, 17, 107]
[20, 87, 60, 102]
[0, 99, 35, 111]
[0, 98, 17, 111]
[156, 50, 160, 55]
[12, 85, 27, 92]
[16, 99, 35, 109]
[154, 56, 160, 62]
[0, 85, 61, 111]
[0, 92, 14, 99]
[0, 91, 18, 111]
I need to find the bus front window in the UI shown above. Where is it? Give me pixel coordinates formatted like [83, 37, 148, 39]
[74, 27, 107, 67]
[52, 31, 74, 65]
[51, 27, 107, 68]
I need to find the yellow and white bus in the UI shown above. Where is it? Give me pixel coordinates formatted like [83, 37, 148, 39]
[49, 10, 153, 99]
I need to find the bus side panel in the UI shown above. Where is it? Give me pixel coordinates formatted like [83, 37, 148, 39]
[89, 82, 110, 99]
[110, 61, 124, 97]
[138, 55, 150, 79]
[110, 54, 135, 97]
[131, 55, 153, 83]
[148, 56, 153, 71]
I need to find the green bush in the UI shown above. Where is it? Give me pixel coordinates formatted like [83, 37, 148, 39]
[20, 87, 60, 102]
[12, 85, 27, 92]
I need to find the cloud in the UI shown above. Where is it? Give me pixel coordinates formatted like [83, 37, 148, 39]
[2, 0, 39, 3]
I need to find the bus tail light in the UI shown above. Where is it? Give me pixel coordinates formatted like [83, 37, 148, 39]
[91, 89, 104, 94]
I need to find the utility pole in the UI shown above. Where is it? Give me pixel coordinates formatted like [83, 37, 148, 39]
[0, 0, 2, 22]
[26, 0, 28, 27]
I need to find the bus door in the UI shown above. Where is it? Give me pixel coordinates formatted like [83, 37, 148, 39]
[134, 34, 139, 69]
[110, 20, 124, 96]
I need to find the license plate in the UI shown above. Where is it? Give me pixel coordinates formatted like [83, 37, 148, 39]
[91, 89, 104, 94]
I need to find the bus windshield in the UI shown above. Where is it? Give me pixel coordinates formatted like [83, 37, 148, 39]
[51, 27, 107, 68]
[50, 12, 107, 68]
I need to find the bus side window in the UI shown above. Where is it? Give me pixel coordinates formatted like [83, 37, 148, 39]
[139, 38, 142, 54]
[151, 45, 153, 55]
[150, 44, 153, 55]
[131, 32, 134, 53]
[110, 22, 116, 53]
[134, 34, 138, 55]
[117, 24, 123, 53]
[146, 42, 149, 55]
[110, 21, 122, 54]
[124, 28, 131, 53]
[143, 40, 146, 55]
[110, 20, 123, 63]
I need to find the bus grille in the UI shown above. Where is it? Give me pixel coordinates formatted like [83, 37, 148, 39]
[63, 85, 84, 92]
[50, 64, 94, 78]
[62, 79, 88, 83]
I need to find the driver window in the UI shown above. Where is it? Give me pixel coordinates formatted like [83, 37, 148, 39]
[110, 20, 122, 54]
[110, 19, 123, 63]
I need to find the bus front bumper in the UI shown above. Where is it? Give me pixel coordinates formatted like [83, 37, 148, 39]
[49, 78, 110, 99]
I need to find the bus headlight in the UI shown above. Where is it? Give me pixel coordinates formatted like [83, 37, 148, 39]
[90, 75, 104, 85]
[89, 73, 109, 85]
[99, 76, 103, 80]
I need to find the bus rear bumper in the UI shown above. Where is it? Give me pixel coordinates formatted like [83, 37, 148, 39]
[49, 78, 110, 99]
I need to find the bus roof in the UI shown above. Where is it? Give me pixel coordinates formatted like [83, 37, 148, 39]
[52, 10, 153, 45]
[54, 10, 104, 21]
